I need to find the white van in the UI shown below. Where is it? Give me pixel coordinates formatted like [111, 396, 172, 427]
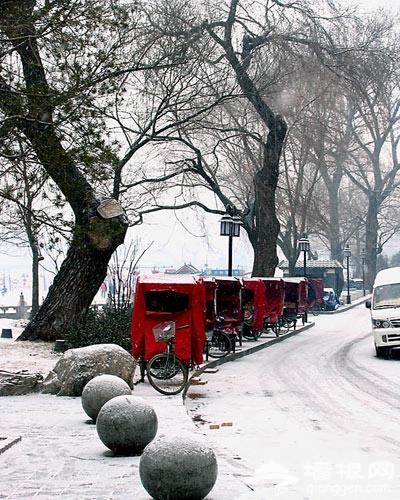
[366, 267, 400, 358]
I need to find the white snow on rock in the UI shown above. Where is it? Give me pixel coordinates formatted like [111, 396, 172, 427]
[41, 343, 136, 396]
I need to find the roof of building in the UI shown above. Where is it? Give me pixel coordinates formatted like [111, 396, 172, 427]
[174, 263, 201, 275]
[279, 260, 344, 269]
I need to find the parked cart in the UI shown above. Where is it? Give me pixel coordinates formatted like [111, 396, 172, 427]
[282, 277, 309, 329]
[204, 276, 242, 355]
[131, 274, 206, 390]
[307, 278, 325, 315]
[260, 277, 286, 335]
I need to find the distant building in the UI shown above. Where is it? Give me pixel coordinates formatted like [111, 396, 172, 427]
[279, 260, 344, 296]
[201, 267, 246, 277]
[157, 263, 247, 277]
[174, 263, 201, 275]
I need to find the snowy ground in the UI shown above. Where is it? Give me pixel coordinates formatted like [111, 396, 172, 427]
[0, 318, 60, 376]
[2, 305, 399, 499]
[185, 305, 400, 499]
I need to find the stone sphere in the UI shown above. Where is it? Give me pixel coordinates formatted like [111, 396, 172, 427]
[96, 395, 158, 454]
[81, 374, 132, 421]
[139, 433, 218, 500]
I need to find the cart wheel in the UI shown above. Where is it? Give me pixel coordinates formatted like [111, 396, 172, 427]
[279, 318, 291, 333]
[242, 323, 255, 340]
[311, 303, 322, 316]
[147, 353, 188, 395]
[207, 331, 231, 358]
[271, 323, 280, 337]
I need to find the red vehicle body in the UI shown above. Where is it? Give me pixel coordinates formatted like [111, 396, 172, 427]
[282, 277, 309, 325]
[242, 277, 285, 338]
[204, 276, 242, 339]
[307, 278, 324, 308]
[131, 274, 206, 367]
[260, 278, 285, 327]
[241, 278, 266, 335]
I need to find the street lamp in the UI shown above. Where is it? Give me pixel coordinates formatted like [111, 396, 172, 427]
[344, 244, 352, 304]
[298, 233, 310, 277]
[220, 212, 241, 276]
[361, 248, 366, 296]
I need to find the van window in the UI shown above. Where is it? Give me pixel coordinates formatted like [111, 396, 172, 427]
[373, 284, 400, 309]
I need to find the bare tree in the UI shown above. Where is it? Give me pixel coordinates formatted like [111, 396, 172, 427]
[341, 18, 400, 287]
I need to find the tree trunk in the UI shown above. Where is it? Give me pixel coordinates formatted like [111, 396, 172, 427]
[365, 194, 379, 290]
[0, 2, 129, 341]
[327, 186, 342, 261]
[19, 216, 127, 341]
[251, 117, 287, 276]
[31, 248, 40, 317]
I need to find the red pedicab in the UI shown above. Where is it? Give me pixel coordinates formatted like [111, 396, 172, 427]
[131, 274, 206, 394]
[281, 277, 309, 329]
[307, 278, 324, 315]
[241, 278, 285, 339]
[203, 276, 242, 356]
[241, 278, 267, 340]
[260, 277, 285, 335]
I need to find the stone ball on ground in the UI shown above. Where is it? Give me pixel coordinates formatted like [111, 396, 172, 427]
[139, 433, 218, 500]
[96, 395, 158, 454]
[81, 374, 132, 421]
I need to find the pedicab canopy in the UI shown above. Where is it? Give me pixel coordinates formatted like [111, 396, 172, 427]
[260, 278, 285, 324]
[282, 277, 309, 313]
[307, 278, 324, 307]
[131, 274, 206, 366]
[241, 278, 266, 331]
[205, 277, 242, 334]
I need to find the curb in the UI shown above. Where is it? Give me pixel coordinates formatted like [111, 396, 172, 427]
[183, 321, 314, 399]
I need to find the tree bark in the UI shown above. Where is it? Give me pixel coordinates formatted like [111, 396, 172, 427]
[31, 248, 40, 317]
[20, 217, 127, 340]
[251, 117, 287, 276]
[0, 1, 129, 340]
[365, 194, 379, 290]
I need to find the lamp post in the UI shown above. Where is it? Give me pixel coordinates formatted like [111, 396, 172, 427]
[361, 248, 366, 296]
[220, 211, 241, 276]
[344, 244, 352, 304]
[298, 234, 310, 277]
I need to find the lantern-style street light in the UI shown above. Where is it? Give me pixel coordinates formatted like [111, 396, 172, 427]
[361, 248, 366, 296]
[344, 244, 352, 304]
[220, 211, 241, 277]
[298, 233, 310, 277]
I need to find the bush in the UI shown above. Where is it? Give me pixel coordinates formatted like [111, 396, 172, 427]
[65, 306, 132, 352]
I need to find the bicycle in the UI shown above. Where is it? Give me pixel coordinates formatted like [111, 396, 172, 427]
[146, 321, 189, 396]
[310, 302, 323, 316]
[204, 328, 232, 359]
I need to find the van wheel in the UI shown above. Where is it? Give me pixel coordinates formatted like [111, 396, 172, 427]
[375, 345, 388, 359]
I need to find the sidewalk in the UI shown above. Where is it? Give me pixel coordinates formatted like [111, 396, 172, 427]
[0, 300, 367, 499]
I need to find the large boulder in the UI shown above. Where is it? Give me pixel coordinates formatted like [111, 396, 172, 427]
[41, 344, 135, 396]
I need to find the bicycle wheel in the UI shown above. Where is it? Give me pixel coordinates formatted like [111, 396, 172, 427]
[279, 317, 291, 334]
[311, 303, 322, 316]
[147, 353, 188, 395]
[271, 322, 280, 337]
[207, 331, 231, 358]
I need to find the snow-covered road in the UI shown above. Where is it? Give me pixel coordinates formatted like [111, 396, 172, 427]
[186, 304, 400, 499]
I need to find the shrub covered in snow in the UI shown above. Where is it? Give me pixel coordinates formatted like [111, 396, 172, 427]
[65, 307, 132, 352]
